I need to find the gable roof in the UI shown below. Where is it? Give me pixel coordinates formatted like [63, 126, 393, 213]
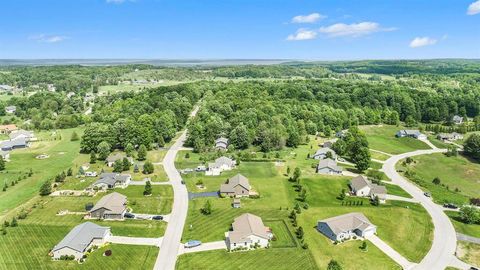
[317, 158, 343, 172]
[9, 129, 34, 140]
[90, 192, 127, 214]
[209, 156, 235, 169]
[220, 174, 250, 193]
[0, 137, 27, 149]
[350, 175, 370, 191]
[53, 222, 110, 253]
[313, 147, 336, 157]
[215, 137, 229, 148]
[228, 213, 269, 243]
[94, 173, 131, 187]
[0, 124, 17, 131]
[106, 153, 126, 163]
[319, 212, 375, 235]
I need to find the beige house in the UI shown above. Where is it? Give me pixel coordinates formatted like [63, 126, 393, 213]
[215, 137, 229, 150]
[105, 153, 133, 167]
[88, 192, 127, 220]
[225, 213, 272, 250]
[52, 222, 111, 260]
[349, 175, 387, 203]
[220, 174, 251, 197]
[92, 173, 131, 189]
[317, 212, 377, 242]
[0, 124, 18, 134]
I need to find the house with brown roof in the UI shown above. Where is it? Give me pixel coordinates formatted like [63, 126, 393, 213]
[220, 174, 251, 197]
[0, 124, 18, 134]
[225, 213, 272, 250]
[349, 175, 387, 203]
[88, 192, 127, 220]
[317, 212, 377, 242]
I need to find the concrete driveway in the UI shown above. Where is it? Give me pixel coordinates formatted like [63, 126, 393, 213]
[457, 233, 480, 244]
[109, 236, 163, 247]
[385, 194, 419, 203]
[366, 235, 417, 270]
[178, 241, 227, 255]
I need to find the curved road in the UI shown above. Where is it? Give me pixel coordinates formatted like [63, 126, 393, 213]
[154, 106, 199, 270]
[382, 149, 471, 270]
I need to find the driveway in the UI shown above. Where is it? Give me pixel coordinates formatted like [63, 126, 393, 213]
[188, 191, 219, 200]
[109, 236, 162, 247]
[129, 180, 171, 186]
[178, 241, 227, 255]
[385, 194, 419, 203]
[366, 235, 417, 270]
[457, 233, 480, 244]
[382, 148, 471, 270]
[154, 105, 199, 270]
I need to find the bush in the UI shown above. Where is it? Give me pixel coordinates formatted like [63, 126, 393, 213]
[104, 250, 112, 256]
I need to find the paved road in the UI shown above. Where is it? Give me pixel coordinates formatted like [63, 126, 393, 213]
[382, 148, 471, 270]
[178, 241, 227, 255]
[109, 236, 163, 247]
[154, 105, 199, 270]
[366, 235, 417, 270]
[457, 233, 480, 244]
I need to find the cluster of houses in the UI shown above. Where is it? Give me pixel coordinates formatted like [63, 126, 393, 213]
[313, 142, 344, 175]
[0, 124, 35, 160]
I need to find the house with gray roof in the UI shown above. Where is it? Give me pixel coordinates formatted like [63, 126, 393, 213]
[437, 132, 463, 142]
[225, 213, 272, 250]
[316, 158, 343, 175]
[205, 156, 236, 176]
[349, 175, 387, 203]
[105, 153, 133, 167]
[9, 129, 35, 141]
[312, 147, 337, 160]
[220, 174, 251, 197]
[395, 130, 427, 140]
[89, 192, 127, 220]
[215, 137, 229, 150]
[0, 137, 28, 151]
[52, 222, 111, 260]
[453, 115, 463, 125]
[5, 106, 16, 114]
[317, 212, 377, 242]
[92, 173, 131, 189]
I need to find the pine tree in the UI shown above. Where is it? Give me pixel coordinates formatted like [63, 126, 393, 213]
[0, 156, 5, 171]
[143, 181, 152, 196]
[39, 180, 52, 196]
[137, 145, 147, 161]
[90, 151, 97, 164]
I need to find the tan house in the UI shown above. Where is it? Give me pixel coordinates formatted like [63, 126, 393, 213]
[225, 213, 272, 250]
[88, 192, 127, 220]
[220, 174, 251, 197]
[52, 222, 111, 260]
[0, 124, 18, 134]
[317, 212, 377, 242]
[349, 175, 387, 203]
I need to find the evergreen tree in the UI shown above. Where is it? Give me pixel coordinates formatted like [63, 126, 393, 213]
[97, 141, 111, 160]
[89, 151, 97, 164]
[137, 144, 147, 161]
[70, 131, 79, 141]
[123, 157, 131, 171]
[125, 143, 135, 157]
[142, 161, 154, 174]
[0, 156, 5, 171]
[143, 181, 152, 196]
[327, 259, 342, 270]
[113, 160, 124, 172]
[39, 180, 52, 196]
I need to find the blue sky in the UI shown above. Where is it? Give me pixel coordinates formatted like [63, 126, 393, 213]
[0, 0, 479, 59]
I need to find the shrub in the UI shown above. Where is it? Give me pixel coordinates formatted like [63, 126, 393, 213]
[104, 250, 112, 256]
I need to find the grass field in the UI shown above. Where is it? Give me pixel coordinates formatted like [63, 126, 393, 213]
[398, 153, 479, 204]
[359, 125, 430, 154]
[385, 183, 413, 198]
[116, 185, 173, 215]
[457, 241, 480, 267]
[0, 128, 83, 219]
[446, 211, 480, 238]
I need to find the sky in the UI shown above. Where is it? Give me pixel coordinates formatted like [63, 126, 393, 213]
[0, 0, 479, 60]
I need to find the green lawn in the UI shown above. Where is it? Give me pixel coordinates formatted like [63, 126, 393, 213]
[265, 220, 297, 248]
[457, 241, 480, 267]
[398, 153, 479, 204]
[360, 125, 430, 154]
[446, 211, 480, 238]
[385, 183, 413, 198]
[176, 249, 317, 270]
[116, 185, 173, 215]
[0, 128, 83, 219]
[0, 224, 159, 270]
[370, 150, 391, 161]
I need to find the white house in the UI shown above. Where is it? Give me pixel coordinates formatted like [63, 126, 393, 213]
[312, 147, 337, 160]
[85, 171, 98, 177]
[225, 213, 272, 250]
[349, 175, 387, 203]
[5, 106, 16, 114]
[215, 137, 229, 151]
[92, 173, 131, 189]
[316, 158, 343, 175]
[395, 130, 427, 140]
[437, 132, 463, 142]
[9, 130, 35, 141]
[317, 212, 377, 242]
[453, 115, 463, 125]
[51, 222, 111, 260]
[205, 156, 236, 176]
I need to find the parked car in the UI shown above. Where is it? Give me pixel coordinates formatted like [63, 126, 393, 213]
[469, 267, 479, 270]
[423, 192, 431, 197]
[443, 203, 458, 209]
[124, 213, 135, 219]
[184, 240, 202, 248]
[152, 215, 163, 220]
[181, 180, 185, 185]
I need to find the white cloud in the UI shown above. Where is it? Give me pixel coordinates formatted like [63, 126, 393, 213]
[467, 0, 480, 15]
[291, 13, 326, 24]
[409, 37, 438, 48]
[318, 22, 395, 37]
[286, 28, 317, 41]
[29, 34, 68, 43]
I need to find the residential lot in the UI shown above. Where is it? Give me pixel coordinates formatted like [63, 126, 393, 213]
[360, 125, 430, 154]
